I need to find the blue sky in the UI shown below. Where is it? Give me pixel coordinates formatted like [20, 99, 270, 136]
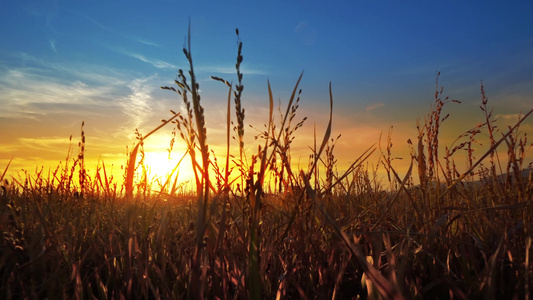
[1, 0, 532, 181]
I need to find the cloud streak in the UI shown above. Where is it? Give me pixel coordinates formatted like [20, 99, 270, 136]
[136, 38, 161, 48]
[120, 76, 156, 130]
[126, 52, 177, 69]
[75, 11, 163, 49]
[48, 39, 57, 54]
[0, 66, 120, 120]
[365, 102, 384, 111]
[18, 136, 72, 151]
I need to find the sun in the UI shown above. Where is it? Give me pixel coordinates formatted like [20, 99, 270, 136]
[142, 151, 195, 185]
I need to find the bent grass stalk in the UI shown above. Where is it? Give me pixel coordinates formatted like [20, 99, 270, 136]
[439, 107, 533, 201]
[0, 157, 12, 184]
[125, 112, 181, 200]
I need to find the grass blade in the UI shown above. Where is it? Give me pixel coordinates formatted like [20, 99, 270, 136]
[125, 112, 181, 200]
[0, 156, 13, 183]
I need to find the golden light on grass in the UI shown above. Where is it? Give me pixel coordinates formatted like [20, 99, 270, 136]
[142, 150, 194, 185]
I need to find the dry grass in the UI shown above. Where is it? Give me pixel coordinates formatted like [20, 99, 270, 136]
[1, 26, 533, 299]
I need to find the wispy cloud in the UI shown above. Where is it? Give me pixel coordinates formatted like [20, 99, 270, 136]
[126, 52, 177, 69]
[75, 12, 117, 35]
[494, 113, 523, 122]
[18, 136, 72, 152]
[0, 67, 119, 120]
[135, 38, 161, 48]
[48, 39, 57, 54]
[120, 76, 156, 130]
[74, 11, 163, 48]
[25, 0, 59, 21]
[11, 52, 129, 86]
[0, 52, 139, 130]
[0, 144, 20, 155]
[365, 102, 384, 111]
[295, 21, 317, 46]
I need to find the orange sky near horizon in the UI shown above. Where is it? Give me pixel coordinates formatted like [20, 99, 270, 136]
[2, 90, 531, 192]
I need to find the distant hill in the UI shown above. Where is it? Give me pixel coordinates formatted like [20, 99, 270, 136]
[418, 168, 532, 190]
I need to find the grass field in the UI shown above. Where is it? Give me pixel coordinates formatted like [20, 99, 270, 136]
[1, 28, 532, 299]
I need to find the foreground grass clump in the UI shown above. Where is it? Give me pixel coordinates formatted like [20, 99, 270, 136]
[1, 27, 533, 299]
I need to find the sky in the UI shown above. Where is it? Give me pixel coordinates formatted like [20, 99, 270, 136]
[1, 0, 532, 187]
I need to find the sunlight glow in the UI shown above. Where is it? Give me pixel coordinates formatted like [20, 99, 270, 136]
[142, 151, 194, 186]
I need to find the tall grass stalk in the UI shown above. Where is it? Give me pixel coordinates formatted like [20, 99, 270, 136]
[161, 22, 211, 299]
